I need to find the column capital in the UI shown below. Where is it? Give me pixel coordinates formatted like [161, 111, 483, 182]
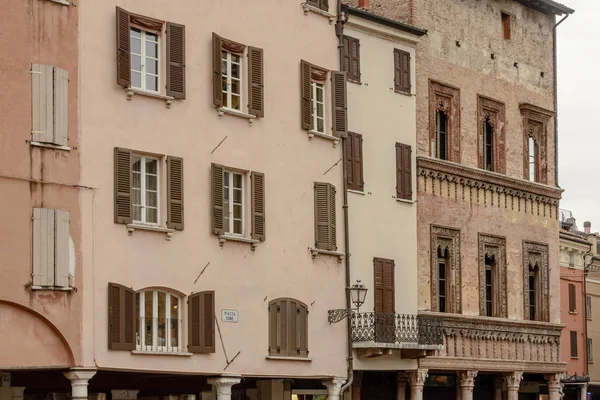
[458, 371, 478, 389]
[208, 376, 242, 394]
[544, 373, 562, 389]
[408, 369, 428, 387]
[323, 377, 346, 396]
[505, 372, 523, 390]
[397, 372, 408, 388]
[64, 368, 97, 382]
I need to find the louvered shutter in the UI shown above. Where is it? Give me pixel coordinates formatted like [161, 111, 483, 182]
[288, 299, 297, 356]
[188, 293, 201, 353]
[330, 184, 337, 250]
[383, 260, 395, 313]
[343, 36, 360, 82]
[400, 50, 411, 93]
[374, 260, 384, 314]
[331, 71, 348, 138]
[347, 132, 364, 191]
[571, 331, 578, 357]
[314, 183, 334, 251]
[200, 291, 215, 353]
[108, 282, 135, 351]
[212, 33, 223, 107]
[248, 47, 264, 117]
[54, 209, 70, 288]
[251, 171, 266, 241]
[396, 143, 412, 200]
[116, 7, 131, 88]
[32, 208, 55, 287]
[280, 299, 289, 356]
[114, 148, 132, 224]
[569, 284, 576, 312]
[31, 64, 54, 144]
[393, 49, 401, 93]
[167, 156, 184, 230]
[587, 296, 592, 319]
[166, 22, 186, 99]
[297, 303, 308, 357]
[211, 163, 225, 235]
[268, 300, 279, 355]
[343, 37, 350, 76]
[346, 135, 355, 190]
[53, 67, 69, 146]
[301, 60, 312, 131]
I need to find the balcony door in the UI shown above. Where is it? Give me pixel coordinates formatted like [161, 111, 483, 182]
[374, 258, 395, 343]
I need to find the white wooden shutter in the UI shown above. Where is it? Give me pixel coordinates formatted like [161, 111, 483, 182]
[54, 209, 70, 287]
[32, 208, 56, 286]
[53, 67, 69, 146]
[31, 64, 54, 144]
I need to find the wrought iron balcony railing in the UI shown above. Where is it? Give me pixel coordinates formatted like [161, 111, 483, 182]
[350, 312, 443, 347]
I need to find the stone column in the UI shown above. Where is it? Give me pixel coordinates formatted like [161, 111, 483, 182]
[545, 373, 563, 400]
[351, 372, 363, 400]
[458, 371, 478, 400]
[11, 387, 25, 400]
[396, 372, 407, 400]
[505, 372, 523, 400]
[408, 369, 428, 400]
[580, 383, 588, 400]
[323, 378, 345, 400]
[493, 377, 503, 400]
[207, 377, 241, 400]
[64, 369, 97, 400]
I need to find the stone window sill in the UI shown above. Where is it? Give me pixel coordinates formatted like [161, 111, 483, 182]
[348, 189, 365, 195]
[217, 107, 256, 126]
[265, 356, 312, 362]
[30, 141, 71, 151]
[127, 224, 175, 241]
[30, 285, 73, 292]
[219, 234, 260, 251]
[307, 130, 339, 148]
[571, 356, 579, 359]
[569, 311, 578, 315]
[131, 350, 192, 357]
[125, 88, 174, 109]
[47, 0, 70, 5]
[395, 197, 415, 204]
[301, 3, 335, 24]
[394, 89, 413, 97]
[309, 247, 344, 263]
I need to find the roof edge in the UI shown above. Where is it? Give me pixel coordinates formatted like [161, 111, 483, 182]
[514, 0, 574, 16]
[342, 5, 428, 37]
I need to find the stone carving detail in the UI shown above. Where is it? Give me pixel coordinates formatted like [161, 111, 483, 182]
[505, 371, 523, 390]
[478, 234, 508, 317]
[397, 372, 408, 387]
[408, 369, 429, 386]
[431, 225, 461, 313]
[523, 241, 550, 322]
[458, 371, 478, 388]
[520, 104, 553, 184]
[323, 378, 346, 395]
[478, 96, 506, 173]
[429, 81, 461, 162]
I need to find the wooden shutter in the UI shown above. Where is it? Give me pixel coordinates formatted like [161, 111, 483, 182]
[280, 299, 289, 356]
[343, 36, 360, 82]
[297, 303, 308, 357]
[167, 156, 184, 230]
[54, 209, 70, 288]
[188, 292, 201, 353]
[331, 71, 348, 138]
[288, 299, 297, 356]
[31, 64, 54, 144]
[587, 296, 592, 319]
[212, 33, 223, 107]
[211, 163, 225, 235]
[347, 132, 364, 191]
[114, 148, 132, 224]
[108, 282, 135, 351]
[189, 291, 215, 354]
[300, 60, 312, 131]
[268, 300, 279, 355]
[251, 171, 266, 241]
[314, 183, 335, 251]
[166, 22, 186, 99]
[570, 330, 578, 357]
[374, 258, 395, 314]
[248, 46, 264, 117]
[116, 7, 131, 88]
[53, 67, 69, 146]
[400, 50, 411, 93]
[569, 284, 576, 312]
[396, 143, 412, 200]
[32, 208, 55, 287]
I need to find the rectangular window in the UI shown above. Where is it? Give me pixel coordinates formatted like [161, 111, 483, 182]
[223, 170, 244, 235]
[343, 36, 361, 83]
[569, 252, 575, 267]
[528, 137, 537, 182]
[588, 338, 594, 362]
[31, 64, 69, 147]
[485, 257, 494, 317]
[132, 155, 159, 225]
[587, 295, 592, 320]
[394, 49, 411, 94]
[569, 283, 576, 313]
[347, 132, 364, 191]
[528, 271, 537, 320]
[312, 82, 325, 133]
[571, 330, 578, 358]
[268, 298, 309, 357]
[501, 12, 511, 40]
[136, 290, 181, 352]
[438, 257, 447, 313]
[314, 182, 336, 251]
[483, 118, 494, 171]
[221, 51, 242, 111]
[396, 143, 412, 200]
[130, 28, 159, 92]
[32, 208, 70, 288]
[436, 111, 448, 160]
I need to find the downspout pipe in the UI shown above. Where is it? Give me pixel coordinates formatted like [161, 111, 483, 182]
[336, 0, 354, 394]
[553, 13, 569, 187]
[584, 249, 592, 376]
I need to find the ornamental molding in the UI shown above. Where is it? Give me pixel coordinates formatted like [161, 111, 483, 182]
[477, 95, 506, 173]
[520, 104, 553, 184]
[523, 241, 550, 323]
[478, 234, 508, 318]
[458, 371, 478, 388]
[429, 80, 461, 162]
[505, 371, 524, 389]
[430, 225, 461, 313]
[408, 369, 429, 386]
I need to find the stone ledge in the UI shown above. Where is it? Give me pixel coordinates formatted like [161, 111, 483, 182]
[418, 356, 566, 373]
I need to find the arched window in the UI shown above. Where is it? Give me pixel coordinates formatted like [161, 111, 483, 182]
[268, 298, 308, 358]
[136, 289, 181, 352]
[437, 246, 450, 313]
[483, 117, 494, 171]
[436, 110, 448, 160]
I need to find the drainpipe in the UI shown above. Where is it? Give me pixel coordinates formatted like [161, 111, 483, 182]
[336, 0, 354, 394]
[553, 13, 569, 187]
[584, 248, 592, 376]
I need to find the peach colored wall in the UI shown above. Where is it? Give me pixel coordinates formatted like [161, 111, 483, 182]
[0, 0, 82, 368]
[79, 1, 346, 377]
[559, 263, 587, 375]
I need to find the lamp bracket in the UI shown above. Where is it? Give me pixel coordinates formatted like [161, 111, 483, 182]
[327, 308, 354, 324]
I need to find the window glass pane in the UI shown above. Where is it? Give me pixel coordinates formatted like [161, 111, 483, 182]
[233, 174, 242, 189]
[170, 296, 179, 348]
[131, 71, 142, 89]
[231, 80, 240, 95]
[146, 208, 158, 224]
[144, 291, 153, 347]
[157, 292, 166, 347]
[316, 85, 324, 102]
[146, 32, 158, 42]
[130, 38, 141, 55]
[146, 75, 158, 92]
[317, 102, 324, 117]
[222, 60, 227, 75]
[146, 191, 157, 207]
[131, 55, 142, 71]
[233, 188, 242, 203]
[133, 205, 142, 222]
[317, 118, 324, 133]
[146, 40, 157, 58]
[146, 175, 157, 191]
[234, 219, 242, 234]
[231, 54, 240, 63]
[231, 63, 240, 79]
[146, 159, 157, 174]
[147, 59, 158, 75]
[233, 204, 242, 219]
[231, 95, 240, 110]
[131, 28, 141, 38]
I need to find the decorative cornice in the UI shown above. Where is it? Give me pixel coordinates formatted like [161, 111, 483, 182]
[419, 356, 566, 373]
[519, 103, 555, 119]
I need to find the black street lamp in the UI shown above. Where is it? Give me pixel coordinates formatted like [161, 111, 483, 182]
[327, 280, 369, 323]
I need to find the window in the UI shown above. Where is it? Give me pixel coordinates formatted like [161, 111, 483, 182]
[130, 28, 159, 92]
[436, 111, 448, 160]
[31, 64, 69, 146]
[528, 266, 538, 321]
[569, 252, 575, 267]
[306, 0, 329, 11]
[477, 96, 506, 173]
[32, 208, 70, 288]
[314, 182, 337, 251]
[479, 235, 508, 318]
[587, 295, 592, 319]
[221, 51, 242, 111]
[528, 137, 537, 182]
[396, 143, 412, 200]
[114, 148, 184, 230]
[300, 60, 347, 138]
[571, 330, 578, 358]
[347, 132, 364, 191]
[374, 258, 395, 343]
[485, 255, 495, 317]
[483, 117, 494, 171]
[569, 283, 577, 313]
[292, 392, 327, 400]
[211, 164, 266, 241]
[268, 298, 308, 357]
[394, 49, 411, 94]
[431, 226, 461, 313]
[588, 338, 594, 362]
[343, 36, 361, 83]
[438, 247, 449, 313]
[523, 242, 549, 322]
[501, 12, 511, 40]
[136, 290, 181, 352]
[188, 291, 216, 354]
[521, 104, 552, 184]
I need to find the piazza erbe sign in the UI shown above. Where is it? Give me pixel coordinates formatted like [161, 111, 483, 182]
[221, 309, 239, 323]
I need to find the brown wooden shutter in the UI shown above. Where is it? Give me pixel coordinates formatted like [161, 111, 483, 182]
[396, 143, 412, 200]
[116, 7, 131, 88]
[288, 299, 298, 356]
[166, 22, 186, 99]
[343, 36, 360, 82]
[114, 148, 132, 224]
[297, 303, 308, 357]
[211, 163, 225, 235]
[331, 71, 348, 138]
[251, 171, 266, 241]
[108, 282, 135, 351]
[188, 292, 201, 353]
[268, 300, 279, 355]
[188, 291, 215, 354]
[212, 33, 223, 107]
[569, 284, 576, 312]
[330, 184, 337, 251]
[280, 299, 289, 356]
[167, 156, 184, 230]
[374, 258, 395, 313]
[301, 60, 312, 131]
[314, 183, 335, 251]
[570, 330, 578, 357]
[347, 132, 364, 191]
[248, 46, 264, 118]
[400, 50, 411, 93]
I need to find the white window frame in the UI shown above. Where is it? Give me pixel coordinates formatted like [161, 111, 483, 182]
[528, 136, 536, 182]
[130, 28, 160, 93]
[311, 82, 325, 134]
[223, 170, 245, 236]
[221, 51, 243, 111]
[137, 290, 181, 353]
[132, 155, 160, 226]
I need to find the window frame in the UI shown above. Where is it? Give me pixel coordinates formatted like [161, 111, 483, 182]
[587, 295, 592, 320]
[431, 225, 461, 314]
[221, 50, 243, 112]
[130, 27, 160, 93]
[311, 81, 326, 134]
[223, 169, 245, 236]
[569, 283, 577, 313]
[570, 330, 578, 358]
[483, 118, 494, 172]
[527, 136, 537, 182]
[136, 289, 182, 353]
[437, 247, 449, 313]
[436, 110, 448, 160]
[132, 154, 160, 226]
[501, 12, 511, 40]
[528, 268, 538, 321]
[588, 338, 594, 362]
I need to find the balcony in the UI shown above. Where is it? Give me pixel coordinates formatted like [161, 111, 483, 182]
[351, 312, 444, 357]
